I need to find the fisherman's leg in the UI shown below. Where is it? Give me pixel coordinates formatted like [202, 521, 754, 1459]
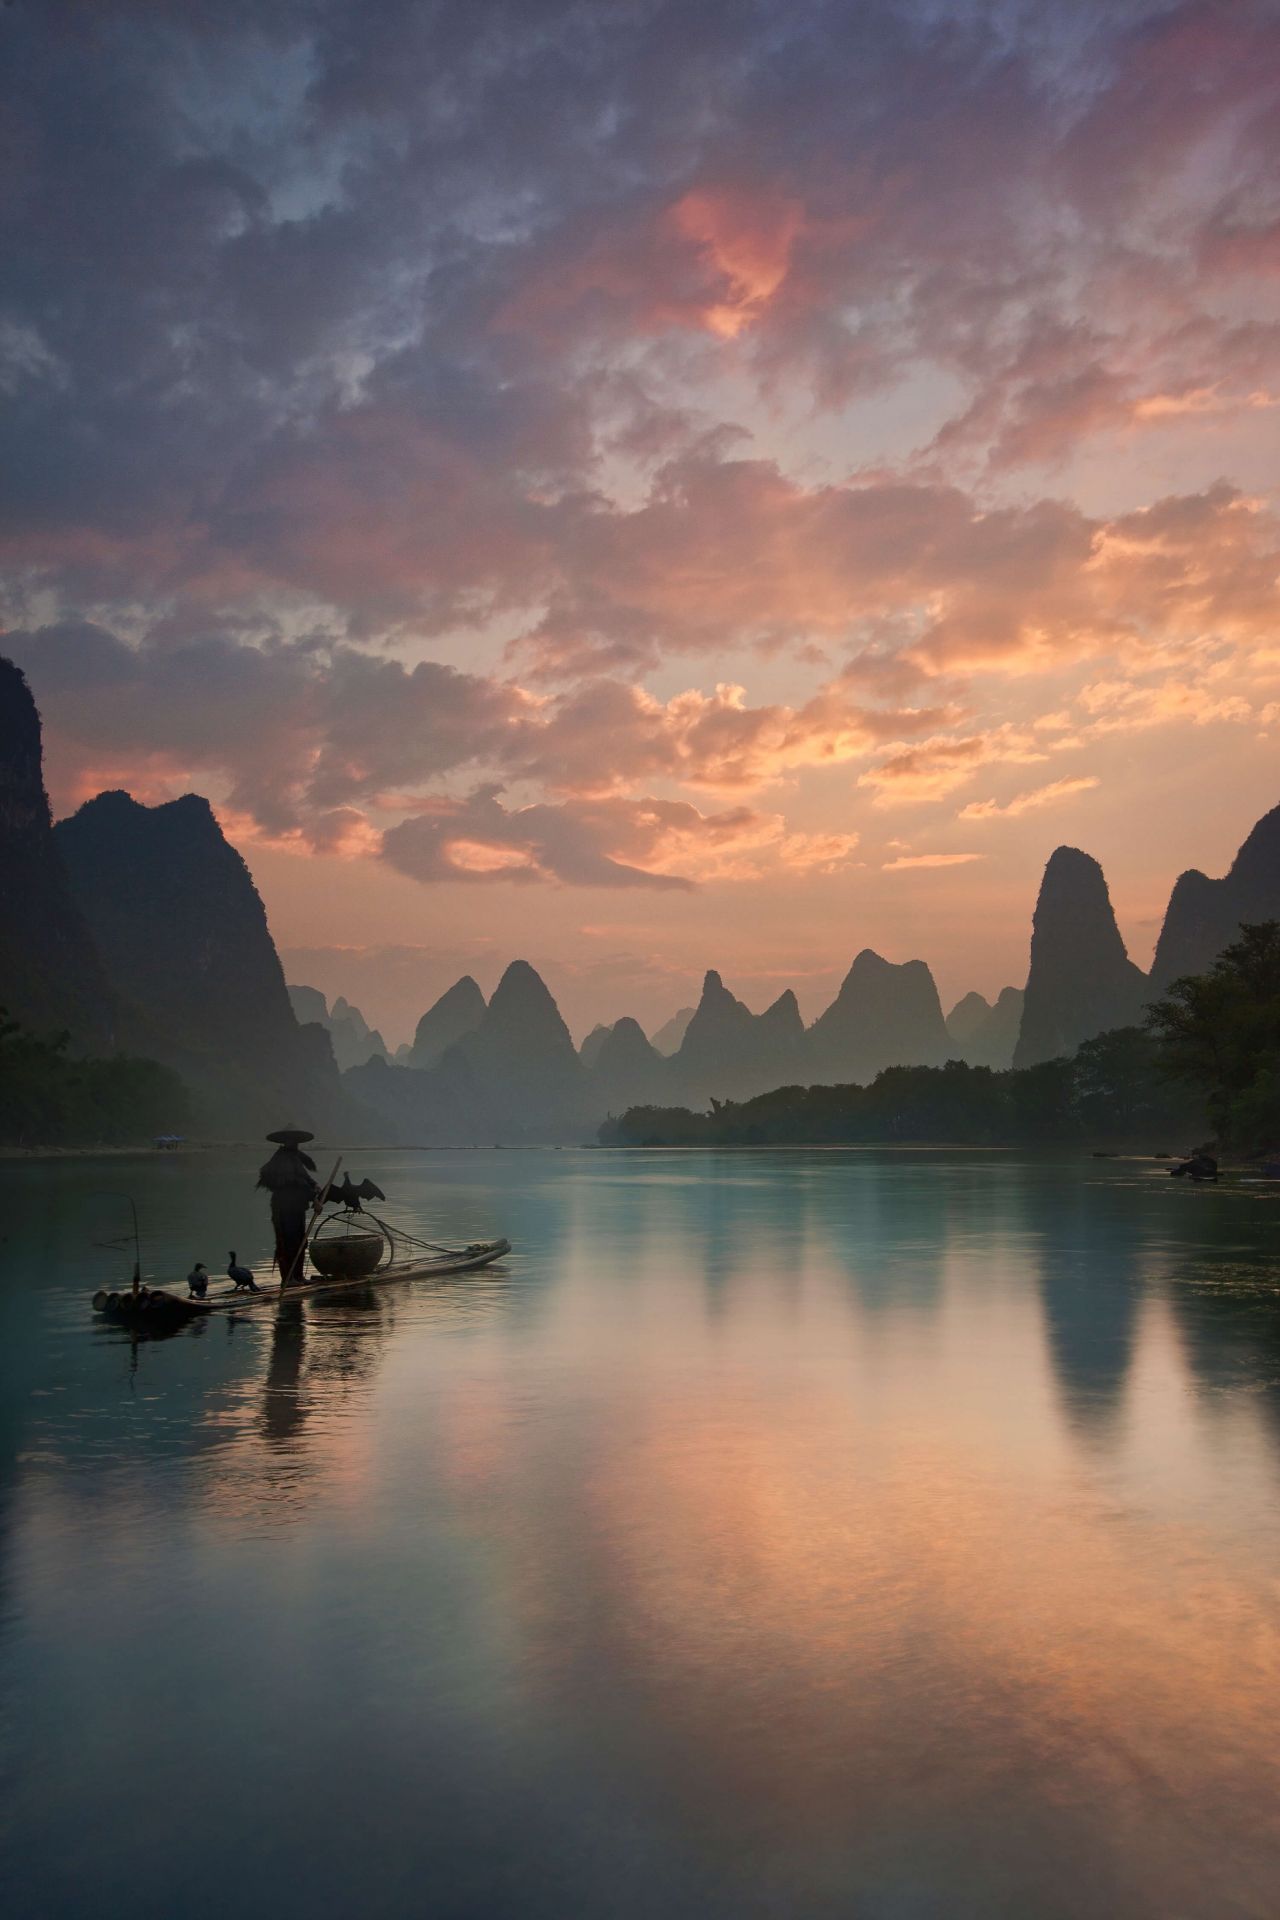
[275, 1225, 306, 1285]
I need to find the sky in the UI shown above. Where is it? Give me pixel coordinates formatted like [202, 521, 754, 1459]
[2, 0, 1279, 1045]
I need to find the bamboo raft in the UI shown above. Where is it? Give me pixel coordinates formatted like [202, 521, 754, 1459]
[92, 1239, 511, 1327]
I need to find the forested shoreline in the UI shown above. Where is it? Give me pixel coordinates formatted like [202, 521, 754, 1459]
[599, 1028, 1204, 1150]
[0, 1012, 190, 1149]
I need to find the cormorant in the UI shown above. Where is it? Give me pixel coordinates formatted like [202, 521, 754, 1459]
[332, 1174, 387, 1213]
[227, 1250, 261, 1292]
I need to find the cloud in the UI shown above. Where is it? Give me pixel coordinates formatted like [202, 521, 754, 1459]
[2, 621, 536, 837]
[959, 775, 1101, 821]
[856, 724, 1069, 809]
[1076, 676, 1255, 733]
[4, 0, 1280, 949]
[510, 677, 957, 794]
[381, 786, 862, 890]
[1131, 386, 1280, 422]
[7, 619, 955, 848]
[881, 853, 985, 871]
[5, 0, 1280, 629]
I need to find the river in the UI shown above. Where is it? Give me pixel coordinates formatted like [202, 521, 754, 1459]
[3, 1147, 1279, 1918]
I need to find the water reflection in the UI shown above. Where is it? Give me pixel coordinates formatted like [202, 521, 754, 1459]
[261, 1296, 308, 1448]
[3, 1150, 1280, 1920]
[1027, 1179, 1149, 1436]
[1162, 1223, 1280, 1455]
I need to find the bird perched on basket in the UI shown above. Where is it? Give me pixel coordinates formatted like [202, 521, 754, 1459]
[331, 1174, 387, 1213]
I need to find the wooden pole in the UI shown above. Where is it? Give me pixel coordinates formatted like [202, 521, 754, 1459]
[128, 1196, 141, 1299]
[281, 1157, 341, 1292]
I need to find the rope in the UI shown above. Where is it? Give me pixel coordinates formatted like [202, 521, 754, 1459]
[309, 1205, 471, 1262]
[385, 1223, 470, 1255]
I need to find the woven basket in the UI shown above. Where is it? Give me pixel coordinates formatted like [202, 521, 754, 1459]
[309, 1223, 386, 1278]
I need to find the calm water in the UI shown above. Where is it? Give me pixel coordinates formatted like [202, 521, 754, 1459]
[3, 1148, 1280, 1919]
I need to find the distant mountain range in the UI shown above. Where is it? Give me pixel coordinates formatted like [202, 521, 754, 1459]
[336, 804, 1280, 1141]
[4, 650, 1279, 1144]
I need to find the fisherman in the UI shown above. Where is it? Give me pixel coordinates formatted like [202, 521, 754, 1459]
[257, 1127, 320, 1286]
[187, 1261, 209, 1299]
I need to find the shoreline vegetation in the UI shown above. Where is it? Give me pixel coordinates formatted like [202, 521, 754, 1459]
[0, 1010, 191, 1152]
[598, 1028, 1204, 1153]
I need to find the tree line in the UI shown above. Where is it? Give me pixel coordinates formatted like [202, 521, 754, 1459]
[0, 1010, 191, 1149]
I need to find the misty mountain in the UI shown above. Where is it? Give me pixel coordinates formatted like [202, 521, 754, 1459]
[0, 658, 115, 1049]
[756, 989, 807, 1083]
[650, 1007, 695, 1055]
[55, 790, 344, 1132]
[673, 971, 757, 1098]
[809, 950, 950, 1083]
[579, 1023, 613, 1069]
[408, 975, 487, 1068]
[946, 986, 1025, 1070]
[673, 970, 808, 1102]
[1149, 803, 1280, 989]
[1013, 847, 1149, 1068]
[588, 1017, 669, 1113]
[946, 992, 991, 1049]
[328, 996, 389, 1071]
[288, 984, 389, 1070]
[287, 984, 329, 1027]
[448, 960, 580, 1090]
[351, 960, 586, 1144]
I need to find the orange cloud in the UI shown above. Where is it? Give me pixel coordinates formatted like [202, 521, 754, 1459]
[882, 852, 985, 870]
[1077, 678, 1254, 732]
[857, 725, 1065, 808]
[218, 804, 385, 860]
[513, 677, 958, 795]
[1132, 385, 1280, 422]
[959, 775, 1100, 821]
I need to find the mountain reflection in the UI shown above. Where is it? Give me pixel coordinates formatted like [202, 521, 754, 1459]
[1026, 1181, 1149, 1438]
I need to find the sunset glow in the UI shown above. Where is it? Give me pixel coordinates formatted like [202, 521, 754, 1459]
[3, 1, 1278, 1040]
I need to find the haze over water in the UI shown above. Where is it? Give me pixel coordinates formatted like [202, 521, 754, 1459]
[4, 1149, 1280, 1919]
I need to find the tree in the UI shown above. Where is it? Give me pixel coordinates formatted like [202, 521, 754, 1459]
[1071, 1025, 1202, 1141]
[1145, 922, 1280, 1151]
[0, 1006, 192, 1147]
